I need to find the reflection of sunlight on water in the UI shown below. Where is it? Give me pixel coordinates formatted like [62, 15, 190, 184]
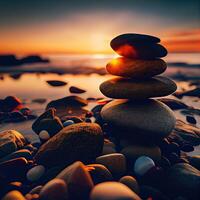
[0, 73, 112, 100]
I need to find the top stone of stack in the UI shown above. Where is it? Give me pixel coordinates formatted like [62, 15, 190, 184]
[110, 33, 167, 59]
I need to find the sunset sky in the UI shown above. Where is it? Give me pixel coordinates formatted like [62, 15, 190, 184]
[0, 0, 200, 55]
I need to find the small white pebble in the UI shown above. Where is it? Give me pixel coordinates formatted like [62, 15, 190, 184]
[63, 120, 74, 127]
[39, 130, 50, 140]
[134, 156, 155, 176]
[26, 165, 45, 182]
[90, 117, 96, 123]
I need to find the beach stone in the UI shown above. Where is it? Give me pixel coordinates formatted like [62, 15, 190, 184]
[157, 98, 189, 110]
[121, 145, 161, 165]
[163, 163, 200, 199]
[134, 156, 155, 176]
[96, 153, 126, 178]
[90, 181, 141, 200]
[34, 123, 104, 167]
[63, 120, 74, 127]
[9, 111, 27, 122]
[29, 185, 43, 194]
[0, 158, 29, 181]
[172, 119, 200, 146]
[46, 95, 88, 110]
[0, 149, 32, 163]
[106, 57, 166, 78]
[46, 80, 67, 87]
[111, 33, 160, 55]
[39, 130, 50, 141]
[102, 139, 116, 155]
[61, 116, 83, 123]
[32, 116, 63, 136]
[140, 185, 170, 200]
[39, 178, 67, 200]
[0, 130, 26, 158]
[46, 96, 89, 120]
[187, 155, 200, 170]
[2, 190, 26, 200]
[101, 99, 176, 141]
[69, 86, 86, 93]
[26, 165, 45, 182]
[112, 43, 167, 59]
[186, 115, 196, 124]
[56, 161, 94, 200]
[174, 87, 200, 98]
[0, 96, 22, 112]
[102, 145, 116, 155]
[119, 176, 140, 194]
[100, 76, 177, 99]
[86, 164, 113, 184]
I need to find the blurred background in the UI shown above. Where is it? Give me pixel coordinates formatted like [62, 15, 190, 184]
[0, 0, 200, 117]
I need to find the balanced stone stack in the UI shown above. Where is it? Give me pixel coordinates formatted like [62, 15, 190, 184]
[100, 33, 177, 150]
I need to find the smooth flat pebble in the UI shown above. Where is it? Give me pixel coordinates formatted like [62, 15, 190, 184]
[100, 76, 177, 99]
[111, 43, 167, 59]
[101, 99, 176, 141]
[90, 181, 141, 200]
[39, 178, 67, 200]
[56, 161, 94, 200]
[106, 57, 167, 78]
[96, 153, 127, 178]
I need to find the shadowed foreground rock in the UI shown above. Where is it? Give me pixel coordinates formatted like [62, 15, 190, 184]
[34, 123, 104, 167]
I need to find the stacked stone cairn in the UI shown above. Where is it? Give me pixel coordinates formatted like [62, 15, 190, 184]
[100, 33, 178, 176]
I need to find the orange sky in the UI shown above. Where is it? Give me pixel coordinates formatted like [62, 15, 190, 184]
[0, 13, 199, 55]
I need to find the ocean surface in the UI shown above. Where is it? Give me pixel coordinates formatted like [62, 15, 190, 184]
[0, 53, 200, 148]
[0, 52, 200, 100]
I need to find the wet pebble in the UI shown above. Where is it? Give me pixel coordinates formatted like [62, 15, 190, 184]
[39, 130, 50, 141]
[39, 178, 67, 200]
[90, 181, 141, 200]
[134, 156, 155, 176]
[26, 165, 45, 182]
[2, 190, 26, 200]
[119, 176, 140, 194]
[96, 153, 127, 178]
[63, 120, 74, 127]
[186, 115, 197, 124]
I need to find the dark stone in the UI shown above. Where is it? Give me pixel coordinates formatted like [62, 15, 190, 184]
[0, 130, 27, 158]
[113, 43, 167, 59]
[186, 115, 197, 124]
[181, 144, 194, 152]
[61, 116, 83, 123]
[111, 33, 160, 52]
[100, 76, 177, 99]
[187, 155, 200, 170]
[69, 86, 86, 93]
[0, 158, 29, 182]
[0, 96, 22, 112]
[34, 123, 104, 167]
[140, 185, 170, 200]
[46, 95, 88, 109]
[86, 164, 113, 184]
[8, 111, 27, 122]
[163, 163, 200, 199]
[33, 117, 63, 136]
[32, 108, 63, 136]
[157, 98, 189, 110]
[171, 119, 200, 146]
[174, 87, 200, 98]
[46, 80, 67, 87]
[158, 156, 171, 169]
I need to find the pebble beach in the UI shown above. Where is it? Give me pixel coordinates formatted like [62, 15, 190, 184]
[0, 33, 200, 200]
